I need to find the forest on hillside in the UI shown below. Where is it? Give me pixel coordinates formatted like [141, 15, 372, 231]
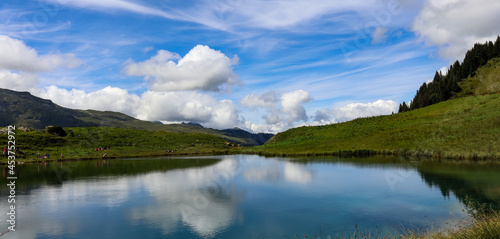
[399, 35, 500, 112]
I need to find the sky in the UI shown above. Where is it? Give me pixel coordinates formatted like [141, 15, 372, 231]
[1, 0, 500, 133]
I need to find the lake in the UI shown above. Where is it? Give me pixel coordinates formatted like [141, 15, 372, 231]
[1, 155, 499, 238]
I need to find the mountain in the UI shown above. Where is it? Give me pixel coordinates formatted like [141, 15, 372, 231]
[0, 88, 273, 145]
[222, 128, 274, 146]
[0, 89, 88, 128]
[250, 57, 500, 158]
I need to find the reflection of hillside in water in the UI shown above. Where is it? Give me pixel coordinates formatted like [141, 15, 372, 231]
[0, 157, 236, 239]
[290, 156, 500, 210]
[416, 162, 500, 210]
[0, 157, 221, 193]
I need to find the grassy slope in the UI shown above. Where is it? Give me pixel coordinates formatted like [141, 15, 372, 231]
[250, 93, 500, 158]
[0, 127, 236, 163]
[249, 58, 500, 158]
[459, 57, 500, 97]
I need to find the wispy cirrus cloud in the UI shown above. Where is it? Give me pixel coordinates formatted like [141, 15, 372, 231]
[44, 0, 230, 30]
[47, 0, 184, 20]
[44, 0, 388, 33]
[187, 0, 381, 30]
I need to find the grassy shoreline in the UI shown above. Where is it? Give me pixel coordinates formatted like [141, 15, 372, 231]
[415, 212, 500, 239]
[241, 149, 500, 160]
[4, 145, 500, 166]
[0, 151, 233, 165]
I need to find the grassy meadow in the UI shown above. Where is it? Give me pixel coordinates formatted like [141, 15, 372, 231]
[0, 127, 236, 163]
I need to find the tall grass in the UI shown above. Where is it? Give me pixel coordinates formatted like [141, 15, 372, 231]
[403, 212, 500, 239]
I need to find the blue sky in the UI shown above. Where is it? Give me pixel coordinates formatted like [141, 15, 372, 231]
[1, 0, 500, 132]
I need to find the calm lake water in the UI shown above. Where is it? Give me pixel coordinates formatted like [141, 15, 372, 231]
[1, 155, 499, 238]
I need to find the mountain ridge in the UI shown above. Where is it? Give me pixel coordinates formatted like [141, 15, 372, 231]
[0, 88, 273, 145]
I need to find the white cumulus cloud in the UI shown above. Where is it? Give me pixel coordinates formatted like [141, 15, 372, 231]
[0, 35, 83, 72]
[412, 0, 500, 59]
[124, 45, 239, 92]
[240, 91, 278, 109]
[0, 71, 38, 91]
[136, 91, 241, 129]
[332, 100, 398, 122]
[0, 35, 83, 94]
[31, 86, 242, 130]
[33, 86, 141, 117]
[241, 90, 312, 133]
[281, 90, 312, 122]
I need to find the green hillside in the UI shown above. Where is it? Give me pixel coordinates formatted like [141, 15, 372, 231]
[249, 58, 500, 159]
[399, 36, 500, 112]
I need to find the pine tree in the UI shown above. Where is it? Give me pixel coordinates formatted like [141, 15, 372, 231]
[402, 102, 409, 112]
[495, 36, 500, 57]
[398, 101, 410, 113]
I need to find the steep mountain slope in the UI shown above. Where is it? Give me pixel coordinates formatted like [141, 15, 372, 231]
[0, 89, 88, 128]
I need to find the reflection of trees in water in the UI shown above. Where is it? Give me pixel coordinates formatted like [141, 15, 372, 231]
[289, 156, 500, 210]
[417, 166, 500, 210]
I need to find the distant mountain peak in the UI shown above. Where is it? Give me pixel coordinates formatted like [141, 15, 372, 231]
[181, 122, 204, 128]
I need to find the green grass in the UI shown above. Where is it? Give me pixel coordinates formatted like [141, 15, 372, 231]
[246, 93, 500, 159]
[0, 127, 237, 163]
[422, 212, 500, 239]
[459, 57, 500, 97]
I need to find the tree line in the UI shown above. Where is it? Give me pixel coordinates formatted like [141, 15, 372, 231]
[399, 35, 500, 113]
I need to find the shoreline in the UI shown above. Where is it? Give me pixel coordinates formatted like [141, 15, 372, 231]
[1, 150, 234, 165]
[4, 147, 500, 166]
[241, 149, 500, 160]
